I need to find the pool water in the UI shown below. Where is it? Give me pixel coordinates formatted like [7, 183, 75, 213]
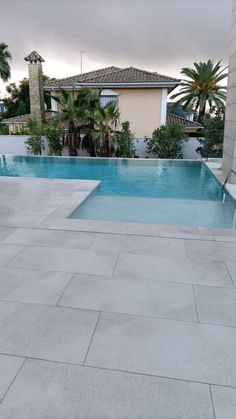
[0, 156, 235, 228]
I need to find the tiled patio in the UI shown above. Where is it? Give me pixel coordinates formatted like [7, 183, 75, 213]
[0, 177, 236, 418]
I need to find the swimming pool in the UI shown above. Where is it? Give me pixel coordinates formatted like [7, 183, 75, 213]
[0, 156, 235, 228]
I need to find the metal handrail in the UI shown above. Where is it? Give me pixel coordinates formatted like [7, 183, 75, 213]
[222, 169, 236, 191]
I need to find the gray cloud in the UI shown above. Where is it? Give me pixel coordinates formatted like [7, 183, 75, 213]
[0, 0, 232, 93]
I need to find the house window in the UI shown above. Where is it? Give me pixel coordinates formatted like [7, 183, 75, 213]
[100, 89, 118, 108]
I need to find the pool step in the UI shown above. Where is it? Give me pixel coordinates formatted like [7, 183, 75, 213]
[71, 194, 236, 229]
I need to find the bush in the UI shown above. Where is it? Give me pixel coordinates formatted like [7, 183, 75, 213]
[45, 127, 63, 156]
[116, 121, 136, 158]
[146, 124, 187, 159]
[25, 119, 45, 155]
[197, 111, 224, 158]
[0, 123, 9, 135]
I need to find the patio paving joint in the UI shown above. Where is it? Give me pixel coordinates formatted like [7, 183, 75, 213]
[209, 385, 217, 419]
[224, 262, 236, 288]
[83, 311, 102, 366]
[0, 358, 26, 407]
[192, 285, 200, 323]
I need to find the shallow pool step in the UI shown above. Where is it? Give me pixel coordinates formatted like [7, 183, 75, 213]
[70, 194, 236, 229]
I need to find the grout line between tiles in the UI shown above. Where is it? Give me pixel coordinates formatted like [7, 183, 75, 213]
[0, 358, 26, 406]
[83, 312, 101, 366]
[209, 385, 217, 419]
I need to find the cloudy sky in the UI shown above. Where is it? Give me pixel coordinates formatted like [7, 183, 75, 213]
[0, 0, 232, 96]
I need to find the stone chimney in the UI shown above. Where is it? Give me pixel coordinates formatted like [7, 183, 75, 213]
[24, 50, 45, 123]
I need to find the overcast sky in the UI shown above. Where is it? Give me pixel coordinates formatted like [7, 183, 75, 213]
[0, 0, 232, 96]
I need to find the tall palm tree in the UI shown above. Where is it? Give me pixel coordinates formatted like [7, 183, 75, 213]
[171, 60, 228, 122]
[91, 101, 120, 157]
[0, 43, 12, 82]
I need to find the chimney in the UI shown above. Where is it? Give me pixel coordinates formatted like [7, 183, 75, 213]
[24, 50, 45, 123]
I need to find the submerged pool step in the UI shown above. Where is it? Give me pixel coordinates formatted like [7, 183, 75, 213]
[70, 194, 236, 229]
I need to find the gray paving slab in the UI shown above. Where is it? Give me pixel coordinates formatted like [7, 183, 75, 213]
[0, 359, 214, 419]
[7, 245, 118, 276]
[186, 239, 236, 261]
[3, 227, 96, 249]
[90, 233, 187, 257]
[0, 244, 23, 267]
[194, 285, 236, 327]
[114, 253, 233, 287]
[0, 355, 24, 400]
[85, 312, 236, 386]
[0, 267, 72, 305]
[0, 227, 17, 241]
[0, 301, 99, 364]
[211, 385, 236, 419]
[59, 273, 197, 321]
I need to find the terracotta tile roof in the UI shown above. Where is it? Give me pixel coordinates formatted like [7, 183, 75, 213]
[2, 112, 52, 124]
[2, 114, 31, 124]
[167, 113, 203, 129]
[44, 66, 180, 88]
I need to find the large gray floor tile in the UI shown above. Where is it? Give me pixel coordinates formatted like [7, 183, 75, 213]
[0, 244, 23, 267]
[114, 253, 232, 287]
[0, 301, 98, 364]
[0, 355, 24, 400]
[86, 312, 236, 386]
[91, 233, 187, 258]
[59, 274, 197, 321]
[0, 267, 72, 305]
[0, 227, 17, 241]
[211, 385, 236, 419]
[0, 359, 214, 419]
[3, 227, 96, 249]
[186, 239, 236, 262]
[7, 246, 118, 276]
[194, 285, 236, 327]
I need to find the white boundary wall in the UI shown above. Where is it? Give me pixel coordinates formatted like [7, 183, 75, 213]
[0, 135, 202, 159]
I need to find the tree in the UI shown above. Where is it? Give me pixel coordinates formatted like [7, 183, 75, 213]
[116, 121, 136, 157]
[197, 110, 225, 158]
[146, 124, 187, 159]
[91, 101, 120, 157]
[171, 60, 227, 122]
[2, 76, 51, 119]
[52, 87, 100, 156]
[0, 43, 11, 82]
[17, 99, 27, 116]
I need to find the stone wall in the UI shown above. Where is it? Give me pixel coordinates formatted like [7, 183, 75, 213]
[222, 0, 236, 174]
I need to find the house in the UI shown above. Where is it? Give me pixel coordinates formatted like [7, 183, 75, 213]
[1, 51, 203, 136]
[44, 66, 180, 138]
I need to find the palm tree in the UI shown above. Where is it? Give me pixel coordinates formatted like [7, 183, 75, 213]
[52, 88, 100, 156]
[171, 60, 227, 122]
[91, 101, 120, 157]
[0, 43, 12, 82]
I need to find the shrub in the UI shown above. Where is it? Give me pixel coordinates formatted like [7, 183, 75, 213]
[45, 127, 63, 156]
[197, 111, 224, 158]
[0, 123, 9, 135]
[146, 124, 187, 159]
[116, 121, 136, 158]
[25, 119, 45, 155]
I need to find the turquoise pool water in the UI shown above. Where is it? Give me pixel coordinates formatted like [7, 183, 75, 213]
[0, 156, 235, 228]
